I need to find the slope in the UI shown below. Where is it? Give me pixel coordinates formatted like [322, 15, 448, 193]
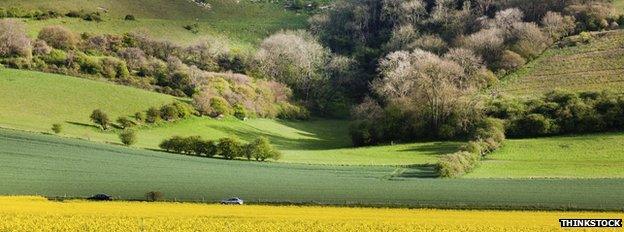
[498, 29, 624, 97]
[1, 0, 307, 49]
[0, 68, 458, 165]
[466, 132, 624, 178]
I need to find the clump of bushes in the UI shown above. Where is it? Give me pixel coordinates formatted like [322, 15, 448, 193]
[51, 123, 62, 134]
[0, 23, 308, 120]
[183, 23, 199, 34]
[486, 90, 624, 138]
[159, 136, 281, 161]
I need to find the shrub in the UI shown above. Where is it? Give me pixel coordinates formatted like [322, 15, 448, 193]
[146, 107, 161, 123]
[183, 23, 199, 34]
[145, 191, 163, 202]
[217, 137, 243, 159]
[160, 104, 180, 121]
[74, 53, 102, 74]
[436, 151, 480, 178]
[90, 109, 110, 130]
[497, 50, 525, 71]
[100, 57, 129, 79]
[0, 19, 31, 58]
[233, 104, 247, 120]
[209, 97, 232, 117]
[195, 140, 217, 157]
[82, 12, 102, 22]
[119, 130, 137, 146]
[43, 49, 67, 66]
[124, 14, 136, 21]
[116, 116, 134, 129]
[38, 26, 78, 50]
[509, 113, 557, 137]
[65, 10, 82, 18]
[51, 123, 62, 134]
[160, 136, 184, 152]
[277, 102, 310, 120]
[245, 137, 280, 161]
[32, 40, 52, 56]
[134, 112, 145, 123]
[171, 102, 195, 119]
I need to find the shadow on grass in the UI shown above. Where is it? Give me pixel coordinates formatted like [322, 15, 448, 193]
[390, 164, 440, 179]
[398, 142, 462, 155]
[208, 119, 352, 151]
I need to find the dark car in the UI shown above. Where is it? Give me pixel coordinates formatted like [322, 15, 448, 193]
[87, 194, 112, 201]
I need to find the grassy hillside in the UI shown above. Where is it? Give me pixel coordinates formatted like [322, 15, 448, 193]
[498, 30, 624, 97]
[466, 132, 624, 178]
[0, 69, 177, 132]
[2, 0, 307, 49]
[2, 129, 623, 210]
[616, 0, 624, 13]
[0, 68, 458, 165]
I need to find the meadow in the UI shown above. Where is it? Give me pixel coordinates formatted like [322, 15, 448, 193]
[466, 132, 624, 178]
[498, 29, 624, 97]
[1, 196, 623, 232]
[1, 129, 624, 210]
[2, 0, 307, 49]
[0, 68, 461, 165]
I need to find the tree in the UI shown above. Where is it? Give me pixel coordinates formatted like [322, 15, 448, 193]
[160, 104, 179, 121]
[51, 123, 62, 134]
[37, 25, 78, 50]
[462, 28, 504, 67]
[217, 137, 242, 160]
[255, 30, 330, 102]
[90, 109, 110, 130]
[0, 19, 31, 58]
[374, 49, 478, 136]
[119, 130, 137, 146]
[542, 11, 575, 39]
[245, 137, 280, 161]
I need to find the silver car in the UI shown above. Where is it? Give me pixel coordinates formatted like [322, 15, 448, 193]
[220, 197, 244, 205]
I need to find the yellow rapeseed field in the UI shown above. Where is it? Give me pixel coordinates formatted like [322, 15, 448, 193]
[0, 196, 621, 232]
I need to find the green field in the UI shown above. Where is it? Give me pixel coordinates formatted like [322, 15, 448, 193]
[2, 128, 623, 210]
[467, 132, 624, 178]
[2, 0, 307, 49]
[0, 69, 177, 132]
[0, 68, 460, 165]
[616, 0, 624, 13]
[499, 30, 624, 97]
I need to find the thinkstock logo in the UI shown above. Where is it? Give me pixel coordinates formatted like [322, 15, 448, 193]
[559, 218, 622, 228]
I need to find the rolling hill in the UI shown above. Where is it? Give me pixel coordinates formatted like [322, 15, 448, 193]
[0, 68, 459, 165]
[1, 0, 308, 49]
[1, 128, 623, 210]
[498, 29, 624, 97]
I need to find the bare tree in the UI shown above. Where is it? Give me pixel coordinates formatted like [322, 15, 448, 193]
[541, 11, 575, 39]
[375, 49, 477, 131]
[0, 19, 31, 58]
[255, 30, 330, 101]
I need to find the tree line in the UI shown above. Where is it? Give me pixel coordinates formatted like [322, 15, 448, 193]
[160, 136, 282, 161]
